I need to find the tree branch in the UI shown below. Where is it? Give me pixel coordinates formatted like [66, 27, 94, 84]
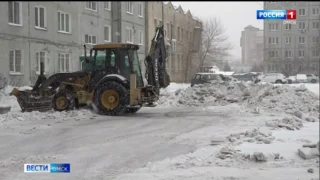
[198, 17, 233, 70]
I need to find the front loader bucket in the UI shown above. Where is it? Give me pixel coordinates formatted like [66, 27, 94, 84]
[10, 88, 54, 112]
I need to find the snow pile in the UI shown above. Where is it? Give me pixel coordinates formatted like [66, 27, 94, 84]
[0, 85, 33, 111]
[266, 116, 304, 131]
[160, 82, 190, 94]
[226, 127, 275, 144]
[158, 82, 319, 114]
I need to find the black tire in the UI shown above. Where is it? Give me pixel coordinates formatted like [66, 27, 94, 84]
[126, 107, 141, 114]
[52, 90, 75, 111]
[275, 80, 282, 84]
[93, 81, 129, 116]
[311, 79, 317, 83]
[287, 79, 293, 84]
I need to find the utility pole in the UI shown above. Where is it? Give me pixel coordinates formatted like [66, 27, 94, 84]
[162, 2, 164, 26]
[317, 2, 320, 75]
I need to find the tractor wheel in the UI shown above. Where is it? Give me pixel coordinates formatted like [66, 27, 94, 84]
[94, 81, 129, 116]
[126, 107, 141, 114]
[52, 90, 75, 111]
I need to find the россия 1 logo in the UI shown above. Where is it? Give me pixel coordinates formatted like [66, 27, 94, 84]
[24, 163, 71, 173]
[256, 10, 296, 24]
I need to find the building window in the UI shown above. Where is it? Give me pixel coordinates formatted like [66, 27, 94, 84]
[298, 8, 305, 16]
[126, 2, 133, 14]
[298, 50, 305, 58]
[85, 1, 97, 11]
[313, 8, 320, 15]
[269, 37, 279, 44]
[285, 24, 291, 30]
[312, 22, 320, 30]
[177, 54, 180, 71]
[126, 28, 134, 43]
[104, 25, 111, 42]
[313, 36, 320, 43]
[298, 36, 306, 44]
[138, 3, 143, 17]
[171, 54, 175, 70]
[285, 37, 292, 44]
[171, 39, 177, 51]
[269, 23, 279, 31]
[177, 27, 180, 41]
[285, 50, 292, 58]
[58, 53, 70, 72]
[36, 51, 46, 74]
[181, 28, 184, 43]
[85, 34, 97, 44]
[138, 30, 143, 45]
[298, 22, 306, 30]
[8, 1, 22, 26]
[268, 51, 278, 58]
[35, 6, 46, 29]
[312, 50, 319, 57]
[167, 23, 170, 38]
[9, 50, 22, 73]
[58, 11, 71, 33]
[104, 2, 111, 10]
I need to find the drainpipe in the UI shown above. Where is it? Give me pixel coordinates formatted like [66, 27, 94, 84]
[28, 2, 32, 85]
[118, 2, 121, 43]
[144, 2, 148, 56]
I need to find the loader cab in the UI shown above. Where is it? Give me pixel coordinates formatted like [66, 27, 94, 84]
[84, 44, 144, 88]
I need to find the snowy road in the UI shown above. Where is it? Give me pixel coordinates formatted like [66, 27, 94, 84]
[0, 105, 241, 180]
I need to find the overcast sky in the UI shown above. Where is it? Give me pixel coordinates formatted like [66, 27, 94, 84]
[171, 1, 264, 60]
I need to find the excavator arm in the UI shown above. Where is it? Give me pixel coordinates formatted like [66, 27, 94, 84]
[144, 25, 170, 94]
[140, 25, 170, 106]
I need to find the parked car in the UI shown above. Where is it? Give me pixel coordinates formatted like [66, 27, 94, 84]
[256, 73, 288, 84]
[232, 72, 259, 82]
[295, 74, 308, 83]
[288, 74, 307, 84]
[191, 73, 226, 87]
[287, 76, 296, 84]
[306, 74, 319, 83]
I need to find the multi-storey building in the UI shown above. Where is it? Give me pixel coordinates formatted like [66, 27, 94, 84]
[263, 1, 320, 76]
[145, 2, 202, 83]
[240, 25, 264, 65]
[0, 1, 145, 86]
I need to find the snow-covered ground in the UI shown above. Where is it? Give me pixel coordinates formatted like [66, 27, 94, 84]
[0, 82, 318, 180]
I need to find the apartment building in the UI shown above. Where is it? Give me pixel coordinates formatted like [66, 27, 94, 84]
[263, 1, 320, 76]
[240, 25, 264, 65]
[145, 2, 202, 83]
[0, 1, 145, 86]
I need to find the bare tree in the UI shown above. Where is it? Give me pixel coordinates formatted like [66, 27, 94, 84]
[198, 17, 233, 71]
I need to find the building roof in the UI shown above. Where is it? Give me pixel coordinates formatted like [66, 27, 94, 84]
[161, 2, 202, 23]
